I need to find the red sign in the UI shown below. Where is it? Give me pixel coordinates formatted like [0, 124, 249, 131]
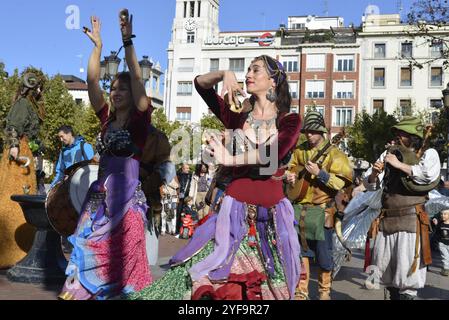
[257, 32, 274, 47]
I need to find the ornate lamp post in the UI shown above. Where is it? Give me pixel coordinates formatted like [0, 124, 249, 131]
[442, 82, 449, 179]
[100, 51, 121, 90]
[139, 55, 153, 84]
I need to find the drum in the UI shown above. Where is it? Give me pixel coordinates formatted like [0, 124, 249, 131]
[46, 162, 99, 237]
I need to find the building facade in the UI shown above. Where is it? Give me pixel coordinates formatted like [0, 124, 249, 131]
[359, 14, 449, 117]
[165, 1, 449, 132]
[62, 75, 90, 107]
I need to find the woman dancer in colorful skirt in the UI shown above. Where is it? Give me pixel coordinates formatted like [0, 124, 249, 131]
[59, 10, 152, 300]
[131, 55, 301, 300]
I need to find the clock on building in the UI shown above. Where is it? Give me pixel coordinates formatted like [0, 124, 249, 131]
[184, 18, 197, 31]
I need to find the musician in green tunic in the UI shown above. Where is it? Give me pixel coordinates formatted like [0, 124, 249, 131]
[285, 111, 353, 300]
[364, 117, 440, 300]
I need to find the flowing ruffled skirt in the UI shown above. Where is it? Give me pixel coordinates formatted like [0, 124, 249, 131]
[59, 157, 152, 300]
[129, 195, 300, 300]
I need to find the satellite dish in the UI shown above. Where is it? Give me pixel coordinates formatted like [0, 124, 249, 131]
[364, 4, 380, 16]
[306, 15, 313, 22]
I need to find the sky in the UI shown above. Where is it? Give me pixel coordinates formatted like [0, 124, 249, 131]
[0, 0, 414, 79]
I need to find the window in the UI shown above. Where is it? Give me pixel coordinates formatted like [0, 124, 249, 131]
[292, 23, 306, 29]
[176, 107, 191, 121]
[336, 55, 354, 72]
[400, 67, 412, 87]
[374, 43, 386, 58]
[373, 99, 384, 113]
[400, 99, 412, 116]
[229, 58, 244, 72]
[401, 42, 413, 58]
[210, 59, 219, 71]
[197, 1, 201, 17]
[334, 107, 353, 126]
[75, 98, 83, 105]
[334, 81, 354, 99]
[289, 81, 298, 99]
[306, 54, 326, 71]
[183, 1, 187, 18]
[152, 76, 158, 91]
[431, 67, 443, 86]
[187, 32, 195, 43]
[430, 99, 443, 109]
[305, 80, 325, 99]
[431, 41, 443, 58]
[306, 105, 325, 116]
[281, 56, 299, 72]
[290, 106, 299, 113]
[178, 58, 194, 72]
[177, 81, 192, 95]
[190, 1, 195, 17]
[373, 68, 385, 87]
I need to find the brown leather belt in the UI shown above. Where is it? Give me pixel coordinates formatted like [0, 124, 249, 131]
[381, 204, 424, 217]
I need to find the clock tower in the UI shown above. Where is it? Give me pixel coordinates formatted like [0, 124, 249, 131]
[165, 1, 220, 122]
[171, 0, 219, 45]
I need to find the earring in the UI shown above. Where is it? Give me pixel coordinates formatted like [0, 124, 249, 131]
[266, 88, 277, 102]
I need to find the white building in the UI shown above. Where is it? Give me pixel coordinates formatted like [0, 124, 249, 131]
[359, 14, 449, 117]
[165, 0, 282, 122]
[165, 2, 449, 127]
[147, 60, 165, 109]
[165, 0, 351, 123]
[62, 75, 90, 107]
[288, 15, 344, 30]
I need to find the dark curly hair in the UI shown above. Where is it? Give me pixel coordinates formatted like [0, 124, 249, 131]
[251, 55, 291, 114]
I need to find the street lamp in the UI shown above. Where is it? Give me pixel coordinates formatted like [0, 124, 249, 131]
[100, 51, 121, 90]
[442, 82, 449, 179]
[139, 55, 153, 84]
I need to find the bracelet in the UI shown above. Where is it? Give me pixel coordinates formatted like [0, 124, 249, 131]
[123, 39, 133, 47]
[335, 211, 344, 221]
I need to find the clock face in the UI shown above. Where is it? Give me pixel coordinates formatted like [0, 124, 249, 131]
[184, 18, 197, 31]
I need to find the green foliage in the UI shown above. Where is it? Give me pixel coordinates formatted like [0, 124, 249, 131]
[72, 103, 101, 146]
[0, 68, 20, 149]
[40, 75, 79, 162]
[199, 112, 224, 131]
[151, 107, 182, 137]
[347, 111, 398, 163]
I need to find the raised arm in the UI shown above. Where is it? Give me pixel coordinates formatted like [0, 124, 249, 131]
[84, 16, 106, 113]
[196, 70, 245, 105]
[119, 10, 148, 112]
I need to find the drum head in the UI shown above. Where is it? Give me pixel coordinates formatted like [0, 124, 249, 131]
[69, 164, 99, 213]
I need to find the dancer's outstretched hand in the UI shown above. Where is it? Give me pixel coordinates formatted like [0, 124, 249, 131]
[83, 16, 102, 49]
[119, 8, 133, 40]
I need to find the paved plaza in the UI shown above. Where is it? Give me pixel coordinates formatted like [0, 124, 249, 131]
[0, 235, 448, 300]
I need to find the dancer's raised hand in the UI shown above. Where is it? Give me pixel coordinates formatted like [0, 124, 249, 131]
[119, 8, 133, 40]
[83, 16, 102, 49]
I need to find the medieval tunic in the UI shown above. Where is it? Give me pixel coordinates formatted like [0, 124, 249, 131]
[0, 97, 41, 268]
[364, 148, 440, 296]
[288, 140, 352, 268]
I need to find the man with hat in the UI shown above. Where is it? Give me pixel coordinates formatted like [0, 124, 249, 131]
[286, 110, 353, 300]
[364, 116, 440, 299]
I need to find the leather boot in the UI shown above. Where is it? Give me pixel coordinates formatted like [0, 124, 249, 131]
[318, 268, 332, 300]
[295, 257, 310, 300]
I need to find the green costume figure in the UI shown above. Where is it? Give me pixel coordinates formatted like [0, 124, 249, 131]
[0, 68, 46, 268]
[285, 111, 353, 300]
[364, 117, 440, 300]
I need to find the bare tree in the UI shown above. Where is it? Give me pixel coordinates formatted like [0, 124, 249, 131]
[405, 0, 449, 69]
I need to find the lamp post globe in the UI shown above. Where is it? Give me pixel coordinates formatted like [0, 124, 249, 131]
[139, 55, 153, 83]
[106, 51, 121, 79]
